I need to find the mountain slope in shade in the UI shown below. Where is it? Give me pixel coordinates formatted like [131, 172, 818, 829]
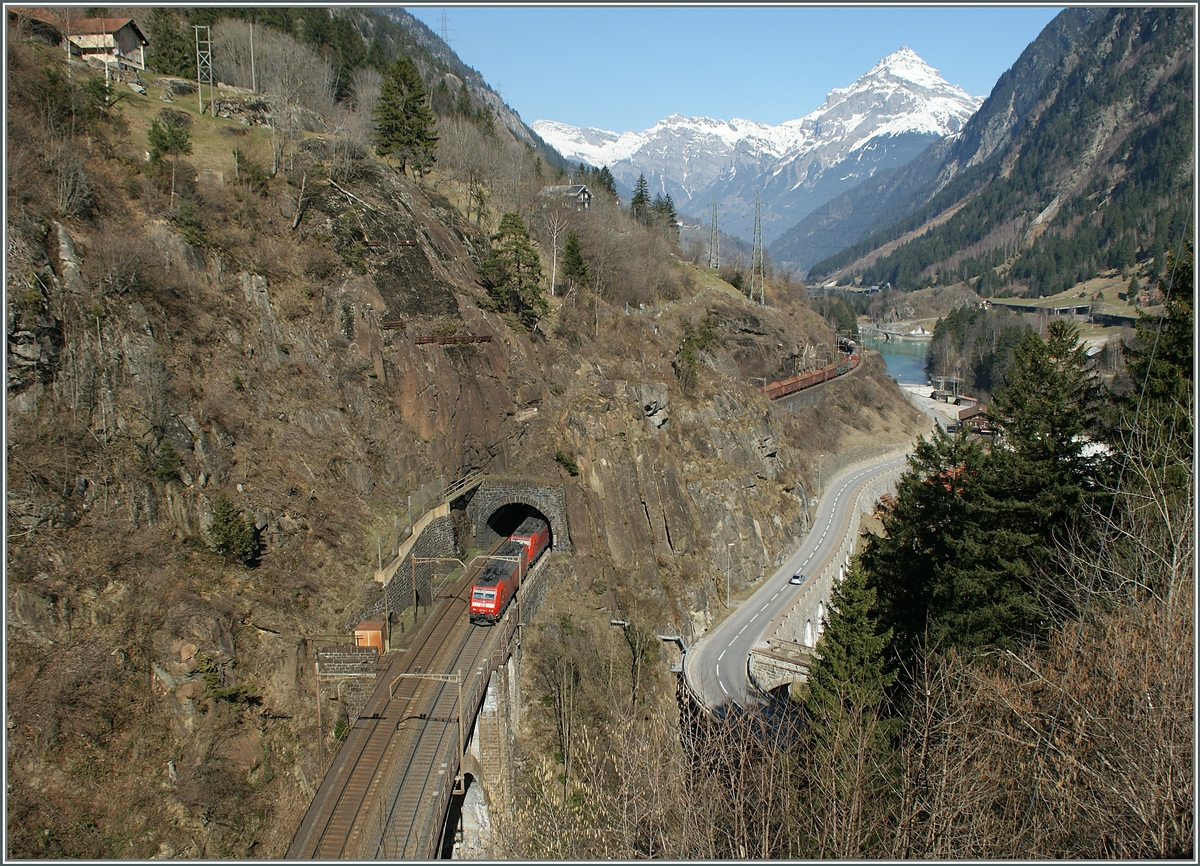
[798, 7, 1193, 298]
[770, 7, 1111, 275]
[534, 48, 983, 246]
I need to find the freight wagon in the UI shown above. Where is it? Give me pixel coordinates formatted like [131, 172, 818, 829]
[761, 351, 859, 400]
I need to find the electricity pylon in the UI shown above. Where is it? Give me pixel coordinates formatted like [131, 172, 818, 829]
[708, 195, 720, 270]
[750, 191, 765, 304]
[193, 25, 214, 116]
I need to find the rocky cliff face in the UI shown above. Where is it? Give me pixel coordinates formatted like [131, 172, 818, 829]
[6, 127, 919, 855]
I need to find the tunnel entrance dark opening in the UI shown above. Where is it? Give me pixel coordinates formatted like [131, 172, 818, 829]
[486, 503, 552, 548]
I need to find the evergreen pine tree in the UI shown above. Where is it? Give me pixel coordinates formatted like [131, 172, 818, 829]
[560, 229, 589, 287]
[1122, 240, 1193, 476]
[630, 173, 651, 224]
[992, 319, 1104, 493]
[801, 560, 898, 857]
[147, 113, 192, 208]
[804, 561, 895, 728]
[479, 213, 548, 329]
[456, 81, 473, 116]
[144, 8, 194, 78]
[208, 493, 254, 564]
[596, 166, 618, 203]
[373, 56, 438, 175]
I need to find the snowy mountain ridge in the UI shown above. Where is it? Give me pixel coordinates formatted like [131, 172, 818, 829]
[533, 48, 984, 253]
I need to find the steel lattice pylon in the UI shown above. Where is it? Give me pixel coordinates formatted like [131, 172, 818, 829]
[750, 190, 765, 304]
[193, 25, 214, 116]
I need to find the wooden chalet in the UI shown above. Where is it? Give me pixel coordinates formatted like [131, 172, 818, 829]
[958, 404, 992, 435]
[538, 184, 592, 211]
[11, 9, 147, 71]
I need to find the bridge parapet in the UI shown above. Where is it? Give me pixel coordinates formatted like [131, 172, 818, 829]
[749, 642, 813, 696]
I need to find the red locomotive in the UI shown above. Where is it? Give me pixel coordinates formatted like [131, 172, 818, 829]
[469, 516, 550, 626]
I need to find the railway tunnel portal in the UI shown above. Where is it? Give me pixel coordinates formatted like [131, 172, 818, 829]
[465, 480, 572, 554]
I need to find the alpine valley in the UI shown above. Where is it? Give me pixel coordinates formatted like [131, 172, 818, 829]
[534, 48, 983, 252]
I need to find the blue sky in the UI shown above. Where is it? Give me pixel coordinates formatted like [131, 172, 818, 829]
[404, 5, 1065, 132]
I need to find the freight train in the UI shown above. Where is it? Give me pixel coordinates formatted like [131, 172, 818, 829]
[468, 516, 550, 626]
[760, 350, 859, 401]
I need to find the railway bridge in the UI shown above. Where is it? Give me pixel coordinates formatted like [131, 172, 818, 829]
[288, 474, 567, 859]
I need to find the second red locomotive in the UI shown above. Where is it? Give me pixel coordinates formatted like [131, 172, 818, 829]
[469, 516, 550, 626]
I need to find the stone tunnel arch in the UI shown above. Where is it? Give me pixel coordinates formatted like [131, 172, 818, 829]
[464, 481, 571, 554]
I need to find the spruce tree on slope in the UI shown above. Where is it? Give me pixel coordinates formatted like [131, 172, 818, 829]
[630, 173, 651, 224]
[373, 56, 438, 175]
[801, 560, 897, 857]
[144, 9, 193, 78]
[479, 213, 547, 330]
[1122, 240, 1193, 464]
[561, 229, 589, 287]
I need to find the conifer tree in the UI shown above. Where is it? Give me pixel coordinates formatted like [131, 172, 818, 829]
[373, 56, 438, 175]
[208, 493, 254, 564]
[630, 173, 651, 224]
[479, 213, 548, 329]
[561, 229, 589, 287]
[800, 559, 897, 857]
[992, 319, 1104, 494]
[144, 8, 193, 78]
[147, 113, 192, 208]
[804, 563, 895, 721]
[1123, 241, 1193, 455]
[595, 166, 618, 203]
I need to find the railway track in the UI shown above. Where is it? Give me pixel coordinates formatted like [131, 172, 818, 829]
[287, 543, 522, 860]
[287, 563, 481, 859]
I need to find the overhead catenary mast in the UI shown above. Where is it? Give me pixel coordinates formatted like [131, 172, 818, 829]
[708, 195, 720, 270]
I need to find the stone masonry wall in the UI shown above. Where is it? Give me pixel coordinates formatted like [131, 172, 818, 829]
[316, 645, 378, 723]
[351, 515, 457, 628]
[466, 481, 571, 553]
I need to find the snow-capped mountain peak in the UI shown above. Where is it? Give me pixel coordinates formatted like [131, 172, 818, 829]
[533, 48, 984, 247]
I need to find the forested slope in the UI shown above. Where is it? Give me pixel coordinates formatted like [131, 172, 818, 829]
[777, 7, 1192, 298]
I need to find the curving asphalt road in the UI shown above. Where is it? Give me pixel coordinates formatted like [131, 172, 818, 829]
[684, 452, 909, 712]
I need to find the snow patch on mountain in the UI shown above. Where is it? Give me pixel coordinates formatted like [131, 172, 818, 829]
[533, 48, 983, 245]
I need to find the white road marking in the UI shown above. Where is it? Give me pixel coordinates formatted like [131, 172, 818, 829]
[751, 613, 758, 622]
[718, 650, 725, 661]
[760, 603, 769, 612]
[716, 664, 720, 677]
[720, 681, 729, 695]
